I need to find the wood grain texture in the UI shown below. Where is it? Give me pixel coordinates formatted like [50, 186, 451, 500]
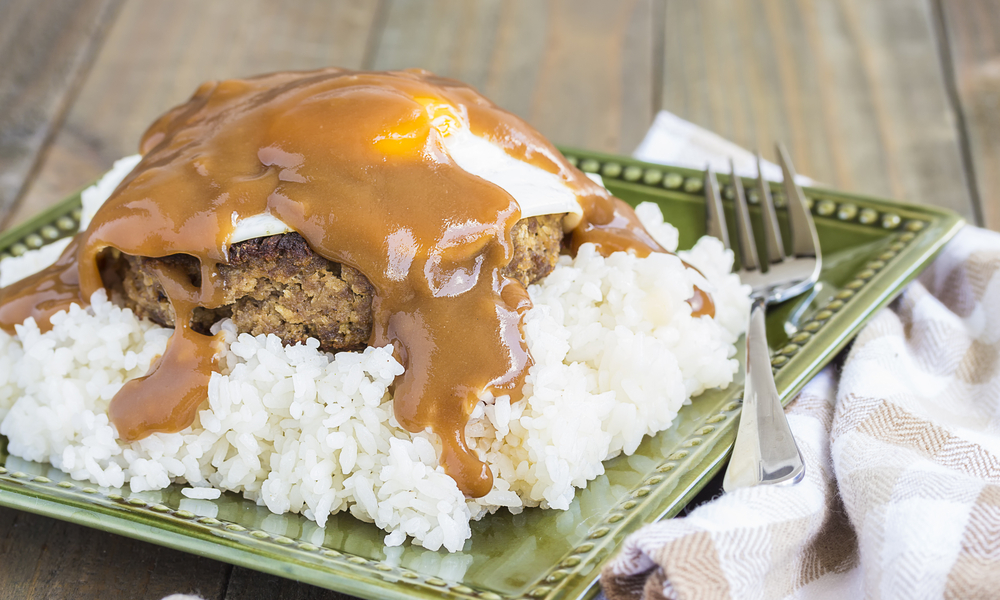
[937, 0, 1000, 230]
[0, 0, 122, 228]
[9, 0, 383, 229]
[371, 0, 658, 154]
[0, 507, 229, 599]
[660, 0, 978, 223]
[224, 567, 356, 600]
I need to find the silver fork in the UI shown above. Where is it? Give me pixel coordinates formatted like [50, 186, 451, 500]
[703, 144, 822, 491]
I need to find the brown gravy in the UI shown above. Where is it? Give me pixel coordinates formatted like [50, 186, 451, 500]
[0, 69, 712, 497]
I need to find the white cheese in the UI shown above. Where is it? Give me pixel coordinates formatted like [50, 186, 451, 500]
[230, 212, 295, 244]
[440, 128, 583, 220]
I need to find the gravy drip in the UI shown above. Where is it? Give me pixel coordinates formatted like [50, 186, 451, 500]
[0, 237, 82, 333]
[0, 69, 713, 497]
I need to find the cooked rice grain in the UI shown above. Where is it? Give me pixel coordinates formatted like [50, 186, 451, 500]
[0, 169, 749, 552]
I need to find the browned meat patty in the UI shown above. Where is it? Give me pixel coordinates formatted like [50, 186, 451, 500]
[108, 214, 564, 352]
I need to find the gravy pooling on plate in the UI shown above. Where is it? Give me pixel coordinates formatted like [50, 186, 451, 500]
[0, 68, 713, 497]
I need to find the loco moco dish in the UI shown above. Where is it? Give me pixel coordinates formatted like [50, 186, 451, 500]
[0, 69, 747, 551]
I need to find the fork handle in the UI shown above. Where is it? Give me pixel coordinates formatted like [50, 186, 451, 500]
[723, 296, 805, 491]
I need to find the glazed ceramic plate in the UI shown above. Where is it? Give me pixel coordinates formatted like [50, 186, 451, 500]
[0, 150, 962, 600]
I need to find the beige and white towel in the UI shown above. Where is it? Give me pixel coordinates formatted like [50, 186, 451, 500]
[601, 116, 1000, 599]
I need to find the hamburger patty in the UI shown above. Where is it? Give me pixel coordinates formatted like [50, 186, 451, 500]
[109, 214, 565, 352]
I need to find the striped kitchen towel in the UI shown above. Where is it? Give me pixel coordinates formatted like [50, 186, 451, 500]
[601, 224, 1000, 599]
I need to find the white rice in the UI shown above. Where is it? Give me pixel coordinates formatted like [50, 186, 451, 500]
[182, 487, 222, 500]
[0, 162, 749, 552]
[0, 237, 72, 289]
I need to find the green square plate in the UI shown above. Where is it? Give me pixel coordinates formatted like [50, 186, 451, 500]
[0, 149, 962, 600]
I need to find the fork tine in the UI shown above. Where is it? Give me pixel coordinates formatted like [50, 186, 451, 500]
[731, 159, 760, 272]
[756, 153, 785, 264]
[704, 166, 730, 250]
[776, 143, 820, 259]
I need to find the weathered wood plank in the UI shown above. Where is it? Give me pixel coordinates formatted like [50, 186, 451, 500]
[0, 507, 230, 599]
[225, 567, 357, 600]
[660, 0, 977, 223]
[937, 0, 1000, 230]
[9, 0, 383, 229]
[0, 0, 122, 228]
[371, 0, 658, 155]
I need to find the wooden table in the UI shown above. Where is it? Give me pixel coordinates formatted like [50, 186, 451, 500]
[0, 1, 996, 598]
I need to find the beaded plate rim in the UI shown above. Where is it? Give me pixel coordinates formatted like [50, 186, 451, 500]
[0, 149, 964, 600]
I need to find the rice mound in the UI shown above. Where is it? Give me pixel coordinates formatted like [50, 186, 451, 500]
[0, 160, 749, 552]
